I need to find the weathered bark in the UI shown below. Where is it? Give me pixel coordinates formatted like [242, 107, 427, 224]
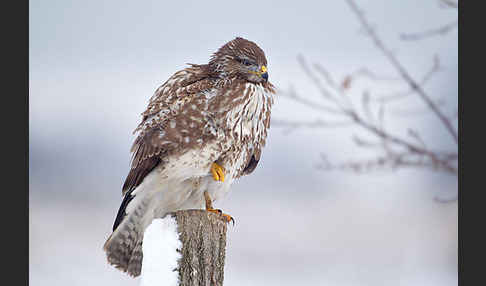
[168, 209, 228, 286]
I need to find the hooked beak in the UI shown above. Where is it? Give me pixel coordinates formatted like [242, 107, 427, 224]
[260, 65, 268, 81]
[249, 65, 269, 81]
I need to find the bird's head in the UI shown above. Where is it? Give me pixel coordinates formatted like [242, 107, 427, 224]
[209, 37, 269, 84]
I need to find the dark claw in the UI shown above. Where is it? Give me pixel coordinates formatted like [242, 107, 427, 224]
[211, 209, 235, 226]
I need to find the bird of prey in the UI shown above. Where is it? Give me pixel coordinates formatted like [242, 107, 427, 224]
[103, 37, 275, 277]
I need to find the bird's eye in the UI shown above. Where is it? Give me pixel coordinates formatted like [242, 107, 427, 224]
[237, 58, 253, 66]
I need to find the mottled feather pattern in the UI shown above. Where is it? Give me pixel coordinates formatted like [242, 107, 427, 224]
[209, 80, 275, 178]
[124, 66, 221, 195]
[104, 37, 275, 277]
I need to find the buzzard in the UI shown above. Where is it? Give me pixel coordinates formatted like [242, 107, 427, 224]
[103, 37, 275, 277]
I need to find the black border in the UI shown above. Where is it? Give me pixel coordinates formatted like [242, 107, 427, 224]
[459, 0, 482, 285]
[15, 1, 467, 285]
[3, 0, 28, 285]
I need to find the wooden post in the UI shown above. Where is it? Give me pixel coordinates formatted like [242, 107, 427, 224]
[169, 209, 228, 286]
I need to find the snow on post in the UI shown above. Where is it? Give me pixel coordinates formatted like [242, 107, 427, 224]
[140, 210, 228, 286]
[141, 217, 182, 286]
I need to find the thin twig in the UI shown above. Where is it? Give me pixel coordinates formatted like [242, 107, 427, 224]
[374, 55, 442, 102]
[345, 0, 457, 144]
[400, 20, 458, 41]
[439, 0, 458, 9]
[277, 87, 344, 115]
[317, 151, 457, 175]
[275, 0, 457, 179]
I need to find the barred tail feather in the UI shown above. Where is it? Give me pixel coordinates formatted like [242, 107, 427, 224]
[103, 164, 195, 277]
[103, 186, 155, 277]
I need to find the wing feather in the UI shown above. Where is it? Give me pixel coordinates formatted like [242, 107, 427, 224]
[121, 64, 216, 195]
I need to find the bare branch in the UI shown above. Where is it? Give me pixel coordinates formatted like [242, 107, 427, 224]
[391, 98, 447, 117]
[434, 195, 458, 203]
[277, 86, 344, 115]
[351, 134, 383, 149]
[275, 1, 457, 185]
[407, 128, 427, 149]
[351, 67, 402, 82]
[439, 0, 458, 9]
[317, 151, 457, 175]
[310, 62, 357, 110]
[345, 0, 458, 144]
[311, 62, 340, 90]
[400, 20, 458, 41]
[297, 55, 340, 103]
[374, 55, 442, 103]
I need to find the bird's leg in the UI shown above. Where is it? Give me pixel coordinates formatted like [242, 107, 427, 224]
[210, 162, 225, 182]
[204, 190, 214, 210]
[204, 191, 234, 225]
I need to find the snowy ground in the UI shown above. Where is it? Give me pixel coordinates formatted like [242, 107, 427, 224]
[29, 167, 457, 286]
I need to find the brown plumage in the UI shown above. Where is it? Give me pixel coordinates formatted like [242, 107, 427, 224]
[104, 37, 275, 277]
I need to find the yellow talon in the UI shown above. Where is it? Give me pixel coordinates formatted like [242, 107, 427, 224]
[207, 208, 235, 225]
[211, 162, 225, 182]
[204, 191, 234, 225]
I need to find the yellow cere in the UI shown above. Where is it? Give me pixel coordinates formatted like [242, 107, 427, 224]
[249, 65, 268, 77]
